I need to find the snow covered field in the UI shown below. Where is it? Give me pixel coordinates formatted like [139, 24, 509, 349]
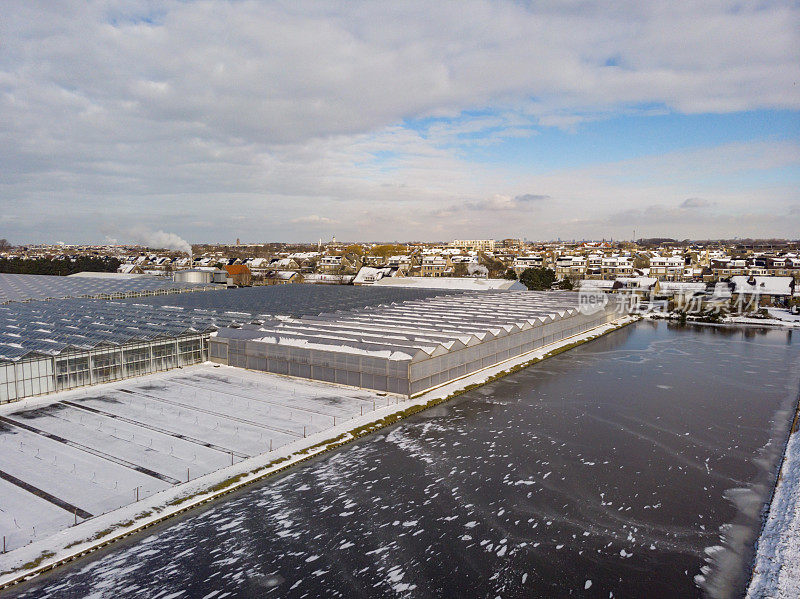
[0, 365, 384, 552]
[747, 414, 800, 599]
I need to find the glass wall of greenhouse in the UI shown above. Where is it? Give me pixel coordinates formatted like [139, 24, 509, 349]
[0, 296, 253, 403]
[210, 291, 627, 397]
[0, 334, 208, 403]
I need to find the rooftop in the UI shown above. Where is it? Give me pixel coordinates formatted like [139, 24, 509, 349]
[0, 273, 213, 304]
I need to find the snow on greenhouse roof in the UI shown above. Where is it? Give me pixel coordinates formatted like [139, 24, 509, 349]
[215, 291, 595, 362]
[0, 272, 216, 304]
[372, 276, 526, 291]
[0, 299, 254, 362]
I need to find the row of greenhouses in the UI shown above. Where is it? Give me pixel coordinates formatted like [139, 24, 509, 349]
[210, 291, 627, 396]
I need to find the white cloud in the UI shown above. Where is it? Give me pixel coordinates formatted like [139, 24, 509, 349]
[0, 1, 797, 242]
[290, 215, 337, 225]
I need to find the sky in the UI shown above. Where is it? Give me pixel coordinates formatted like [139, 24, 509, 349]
[1, 1, 799, 245]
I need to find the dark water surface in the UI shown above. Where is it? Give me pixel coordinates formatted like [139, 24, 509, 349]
[10, 322, 800, 599]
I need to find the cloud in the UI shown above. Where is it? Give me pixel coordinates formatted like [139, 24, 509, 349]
[461, 193, 552, 211]
[290, 215, 337, 225]
[680, 197, 713, 209]
[0, 1, 797, 242]
[515, 194, 551, 203]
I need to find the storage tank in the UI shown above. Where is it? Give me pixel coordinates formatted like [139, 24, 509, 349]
[174, 269, 214, 284]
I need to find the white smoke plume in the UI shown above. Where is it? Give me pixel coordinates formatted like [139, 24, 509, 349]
[128, 228, 192, 255]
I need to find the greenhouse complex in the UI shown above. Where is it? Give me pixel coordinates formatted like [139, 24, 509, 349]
[209, 291, 627, 397]
[0, 272, 627, 404]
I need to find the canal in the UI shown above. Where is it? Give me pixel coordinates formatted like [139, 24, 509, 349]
[9, 321, 800, 598]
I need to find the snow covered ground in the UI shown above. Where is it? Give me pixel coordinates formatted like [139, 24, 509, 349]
[645, 310, 800, 328]
[0, 365, 384, 552]
[747, 414, 800, 599]
[0, 316, 637, 587]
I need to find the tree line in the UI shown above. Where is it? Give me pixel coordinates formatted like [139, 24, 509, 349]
[0, 256, 121, 276]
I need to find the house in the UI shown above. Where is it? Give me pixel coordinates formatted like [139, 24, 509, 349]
[270, 257, 300, 270]
[264, 270, 302, 285]
[386, 255, 414, 275]
[421, 255, 453, 277]
[615, 277, 659, 297]
[353, 266, 396, 285]
[730, 276, 795, 308]
[513, 255, 544, 275]
[600, 256, 633, 279]
[650, 255, 685, 281]
[224, 264, 252, 287]
[245, 257, 272, 276]
[555, 256, 587, 279]
[318, 254, 359, 274]
[117, 263, 145, 275]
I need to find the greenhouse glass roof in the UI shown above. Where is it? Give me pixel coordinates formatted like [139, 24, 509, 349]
[0, 273, 215, 304]
[0, 299, 257, 362]
[215, 291, 609, 362]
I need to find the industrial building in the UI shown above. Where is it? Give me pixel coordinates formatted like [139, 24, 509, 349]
[209, 291, 626, 397]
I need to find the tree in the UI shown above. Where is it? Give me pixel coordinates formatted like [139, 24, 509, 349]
[452, 263, 468, 277]
[344, 244, 365, 255]
[557, 278, 574, 290]
[370, 244, 406, 259]
[0, 255, 119, 276]
[519, 267, 556, 291]
[503, 268, 517, 280]
[0, 239, 11, 251]
[478, 252, 507, 278]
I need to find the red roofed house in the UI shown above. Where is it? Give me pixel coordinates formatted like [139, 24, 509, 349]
[224, 264, 252, 287]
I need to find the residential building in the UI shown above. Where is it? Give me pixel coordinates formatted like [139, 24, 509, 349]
[451, 239, 496, 252]
[513, 255, 544, 275]
[650, 255, 685, 281]
[421, 255, 453, 277]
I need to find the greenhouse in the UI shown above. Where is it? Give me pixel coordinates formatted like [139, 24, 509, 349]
[0, 299, 254, 403]
[210, 291, 627, 397]
[0, 272, 217, 304]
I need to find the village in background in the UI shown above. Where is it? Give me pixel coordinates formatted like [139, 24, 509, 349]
[0, 236, 798, 323]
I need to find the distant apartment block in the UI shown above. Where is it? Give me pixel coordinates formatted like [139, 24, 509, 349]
[451, 239, 496, 252]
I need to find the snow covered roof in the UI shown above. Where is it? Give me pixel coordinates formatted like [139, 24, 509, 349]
[576, 279, 618, 290]
[616, 277, 658, 289]
[658, 282, 707, 293]
[372, 276, 525, 291]
[353, 266, 394, 284]
[731, 276, 794, 296]
[215, 290, 607, 364]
